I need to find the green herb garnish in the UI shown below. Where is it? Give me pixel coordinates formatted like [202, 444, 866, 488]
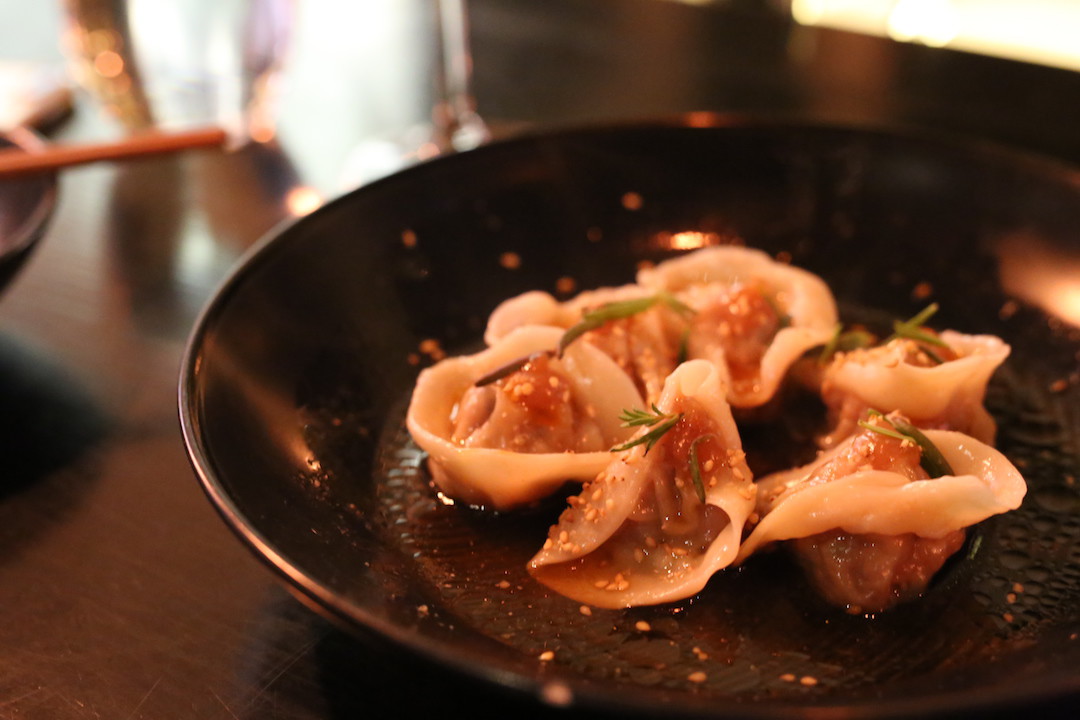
[619, 404, 668, 427]
[818, 323, 875, 364]
[676, 326, 691, 365]
[688, 434, 713, 503]
[611, 405, 683, 454]
[967, 533, 983, 560]
[886, 414, 955, 478]
[820, 304, 953, 366]
[558, 292, 694, 356]
[763, 293, 792, 330]
[857, 409, 955, 478]
[886, 303, 950, 355]
[474, 351, 553, 387]
[855, 417, 909, 443]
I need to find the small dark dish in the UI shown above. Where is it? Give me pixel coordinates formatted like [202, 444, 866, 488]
[0, 130, 56, 294]
[180, 119, 1080, 718]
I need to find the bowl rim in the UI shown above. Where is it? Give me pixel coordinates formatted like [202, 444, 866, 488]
[0, 127, 58, 264]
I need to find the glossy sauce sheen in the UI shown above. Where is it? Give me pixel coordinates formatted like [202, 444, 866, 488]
[370, 336, 1075, 699]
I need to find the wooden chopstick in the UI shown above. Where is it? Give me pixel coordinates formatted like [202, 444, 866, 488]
[0, 126, 230, 177]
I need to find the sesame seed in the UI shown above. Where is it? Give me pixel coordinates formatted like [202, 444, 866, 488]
[418, 338, 445, 360]
[635, 621, 651, 632]
[800, 676, 818, 686]
[540, 682, 573, 707]
[688, 671, 707, 684]
[621, 191, 643, 210]
[912, 281, 933, 300]
[539, 650, 555, 662]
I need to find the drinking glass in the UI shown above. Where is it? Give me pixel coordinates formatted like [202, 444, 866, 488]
[290, 0, 488, 187]
[60, 0, 488, 185]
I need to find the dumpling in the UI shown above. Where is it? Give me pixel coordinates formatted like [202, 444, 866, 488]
[528, 359, 756, 608]
[637, 246, 839, 408]
[406, 325, 645, 510]
[818, 330, 1010, 446]
[736, 412, 1027, 612]
[486, 246, 838, 409]
[485, 284, 686, 404]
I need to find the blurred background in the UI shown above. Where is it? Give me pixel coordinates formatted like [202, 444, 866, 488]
[3, 0, 1078, 198]
[676, 0, 1080, 72]
[783, 0, 1080, 72]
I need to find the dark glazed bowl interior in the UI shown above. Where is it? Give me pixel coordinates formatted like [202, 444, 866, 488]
[180, 120, 1080, 718]
[0, 131, 56, 293]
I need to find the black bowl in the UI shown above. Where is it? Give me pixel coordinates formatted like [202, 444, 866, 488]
[179, 119, 1080, 718]
[0, 130, 56, 293]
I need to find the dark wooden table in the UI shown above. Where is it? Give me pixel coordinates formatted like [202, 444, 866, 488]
[1, 1, 1078, 717]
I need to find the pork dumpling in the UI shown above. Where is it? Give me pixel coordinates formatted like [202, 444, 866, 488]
[819, 330, 1010, 446]
[528, 359, 756, 608]
[485, 284, 686, 404]
[406, 325, 645, 510]
[637, 245, 838, 408]
[736, 413, 1027, 612]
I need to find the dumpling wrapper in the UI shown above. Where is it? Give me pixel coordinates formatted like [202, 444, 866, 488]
[484, 284, 644, 346]
[486, 283, 683, 404]
[528, 359, 756, 608]
[735, 428, 1027, 563]
[406, 325, 644, 510]
[637, 245, 839, 407]
[820, 331, 1010, 445]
